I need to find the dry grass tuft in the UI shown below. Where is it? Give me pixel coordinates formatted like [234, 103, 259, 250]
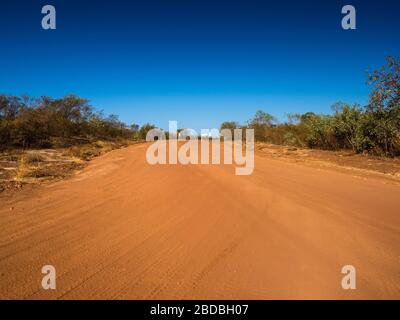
[2, 139, 135, 194]
[24, 152, 46, 164]
[15, 157, 29, 181]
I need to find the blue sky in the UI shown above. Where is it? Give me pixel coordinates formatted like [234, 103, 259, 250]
[1, 0, 399, 130]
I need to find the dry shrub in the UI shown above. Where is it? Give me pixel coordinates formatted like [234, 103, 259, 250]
[15, 152, 45, 181]
[24, 152, 45, 164]
[15, 157, 28, 181]
[67, 144, 104, 161]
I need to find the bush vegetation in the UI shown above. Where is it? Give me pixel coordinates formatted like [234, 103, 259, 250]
[2, 57, 399, 157]
[0, 94, 152, 151]
[221, 57, 400, 156]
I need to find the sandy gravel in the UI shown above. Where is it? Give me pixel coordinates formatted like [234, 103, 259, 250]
[0, 143, 399, 299]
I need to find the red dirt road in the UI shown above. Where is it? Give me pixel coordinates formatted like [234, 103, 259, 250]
[0, 143, 399, 299]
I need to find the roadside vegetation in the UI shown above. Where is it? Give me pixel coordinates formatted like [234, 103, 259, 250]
[0, 140, 139, 193]
[221, 57, 400, 157]
[0, 95, 156, 192]
[0, 94, 154, 150]
[1, 57, 399, 192]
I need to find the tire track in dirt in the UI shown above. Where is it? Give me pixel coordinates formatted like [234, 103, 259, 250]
[1, 143, 399, 299]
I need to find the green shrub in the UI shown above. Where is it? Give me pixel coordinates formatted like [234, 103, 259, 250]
[223, 57, 400, 157]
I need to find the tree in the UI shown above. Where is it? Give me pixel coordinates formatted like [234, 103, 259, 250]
[138, 123, 156, 140]
[303, 114, 337, 149]
[250, 110, 276, 126]
[220, 121, 240, 134]
[333, 104, 364, 152]
[366, 56, 400, 155]
[130, 124, 139, 132]
[248, 110, 276, 142]
[0, 94, 137, 149]
[368, 56, 400, 112]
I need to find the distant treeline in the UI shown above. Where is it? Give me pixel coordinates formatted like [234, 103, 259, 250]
[0, 94, 156, 150]
[221, 57, 400, 156]
[2, 57, 399, 156]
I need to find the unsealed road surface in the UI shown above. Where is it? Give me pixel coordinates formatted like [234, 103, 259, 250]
[1, 143, 399, 299]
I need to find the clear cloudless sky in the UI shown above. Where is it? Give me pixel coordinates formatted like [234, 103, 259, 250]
[1, 0, 400, 130]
